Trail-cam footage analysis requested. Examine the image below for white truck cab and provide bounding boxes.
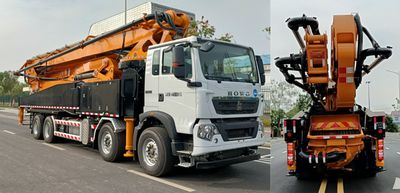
[139,36,266,169]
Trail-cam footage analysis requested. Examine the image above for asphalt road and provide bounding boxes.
[0,109,269,193]
[271,133,400,193]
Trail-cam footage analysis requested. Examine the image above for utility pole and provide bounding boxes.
[386,70,400,100]
[366,80,371,109]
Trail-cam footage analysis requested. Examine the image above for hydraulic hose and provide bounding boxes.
[354,13,364,88]
[298,151,346,164]
[275,55,318,103]
[287,15,320,35]
[354,13,392,87]
[275,55,302,84]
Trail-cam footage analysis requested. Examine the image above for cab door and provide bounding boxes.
[157,47,196,134]
[144,49,161,111]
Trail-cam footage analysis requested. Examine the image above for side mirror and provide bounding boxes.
[200,41,215,52]
[172,46,186,79]
[256,55,266,85]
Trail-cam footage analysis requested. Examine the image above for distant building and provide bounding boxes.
[260,54,271,115]
[391,111,400,126]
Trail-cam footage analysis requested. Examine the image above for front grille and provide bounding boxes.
[211,118,258,141]
[226,128,253,139]
[212,97,259,115]
[310,130,361,136]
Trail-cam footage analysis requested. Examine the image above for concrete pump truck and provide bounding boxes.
[275,14,392,179]
[15,4,266,176]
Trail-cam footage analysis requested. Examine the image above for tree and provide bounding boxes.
[0,71,26,96]
[186,16,233,42]
[269,80,299,112]
[386,116,398,132]
[285,93,312,119]
[269,80,303,136]
[263,26,271,40]
[392,98,400,111]
[217,33,233,42]
[296,93,312,111]
[271,109,285,137]
[263,26,271,34]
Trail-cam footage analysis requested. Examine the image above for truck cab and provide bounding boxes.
[140,36,266,169]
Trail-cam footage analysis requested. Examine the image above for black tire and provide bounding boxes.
[32,114,44,140]
[138,127,175,176]
[43,116,55,143]
[355,139,377,177]
[98,123,125,162]
[296,156,315,180]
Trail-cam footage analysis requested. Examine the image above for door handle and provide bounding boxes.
[158,94,164,102]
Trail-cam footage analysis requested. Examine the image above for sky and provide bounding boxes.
[271,0,400,113]
[0,0,270,72]
[3,0,396,113]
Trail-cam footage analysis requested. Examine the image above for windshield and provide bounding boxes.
[199,41,258,83]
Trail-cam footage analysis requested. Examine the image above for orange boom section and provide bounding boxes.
[17,10,189,92]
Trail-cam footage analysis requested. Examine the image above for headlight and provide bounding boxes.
[198,124,219,141]
[258,120,265,132]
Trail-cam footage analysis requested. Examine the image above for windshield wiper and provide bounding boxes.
[205,75,233,83]
[232,78,255,84]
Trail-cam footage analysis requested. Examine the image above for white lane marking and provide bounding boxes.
[3,130,16,135]
[282,151,287,154]
[254,160,270,164]
[259,146,270,150]
[386,147,390,150]
[393,177,400,190]
[127,170,195,192]
[254,154,271,164]
[42,143,65,151]
[261,154,270,159]
[396,152,400,156]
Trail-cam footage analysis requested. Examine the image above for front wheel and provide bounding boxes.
[98,123,125,162]
[138,127,175,176]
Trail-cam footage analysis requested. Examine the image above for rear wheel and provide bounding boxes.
[32,114,44,140]
[355,138,377,177]
[98,123,125,162]
[295,153,316,180]
[43,116,55,143]
[296,161,309,180]
[138,127,175,176]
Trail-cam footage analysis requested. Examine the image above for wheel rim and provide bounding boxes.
[44,121,50,139]
[33,119,39,135]
[142,138,159,167]
[101,131,113,155]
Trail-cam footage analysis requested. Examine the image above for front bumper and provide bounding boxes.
[196,152,261,169]
[191,119,265,156]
